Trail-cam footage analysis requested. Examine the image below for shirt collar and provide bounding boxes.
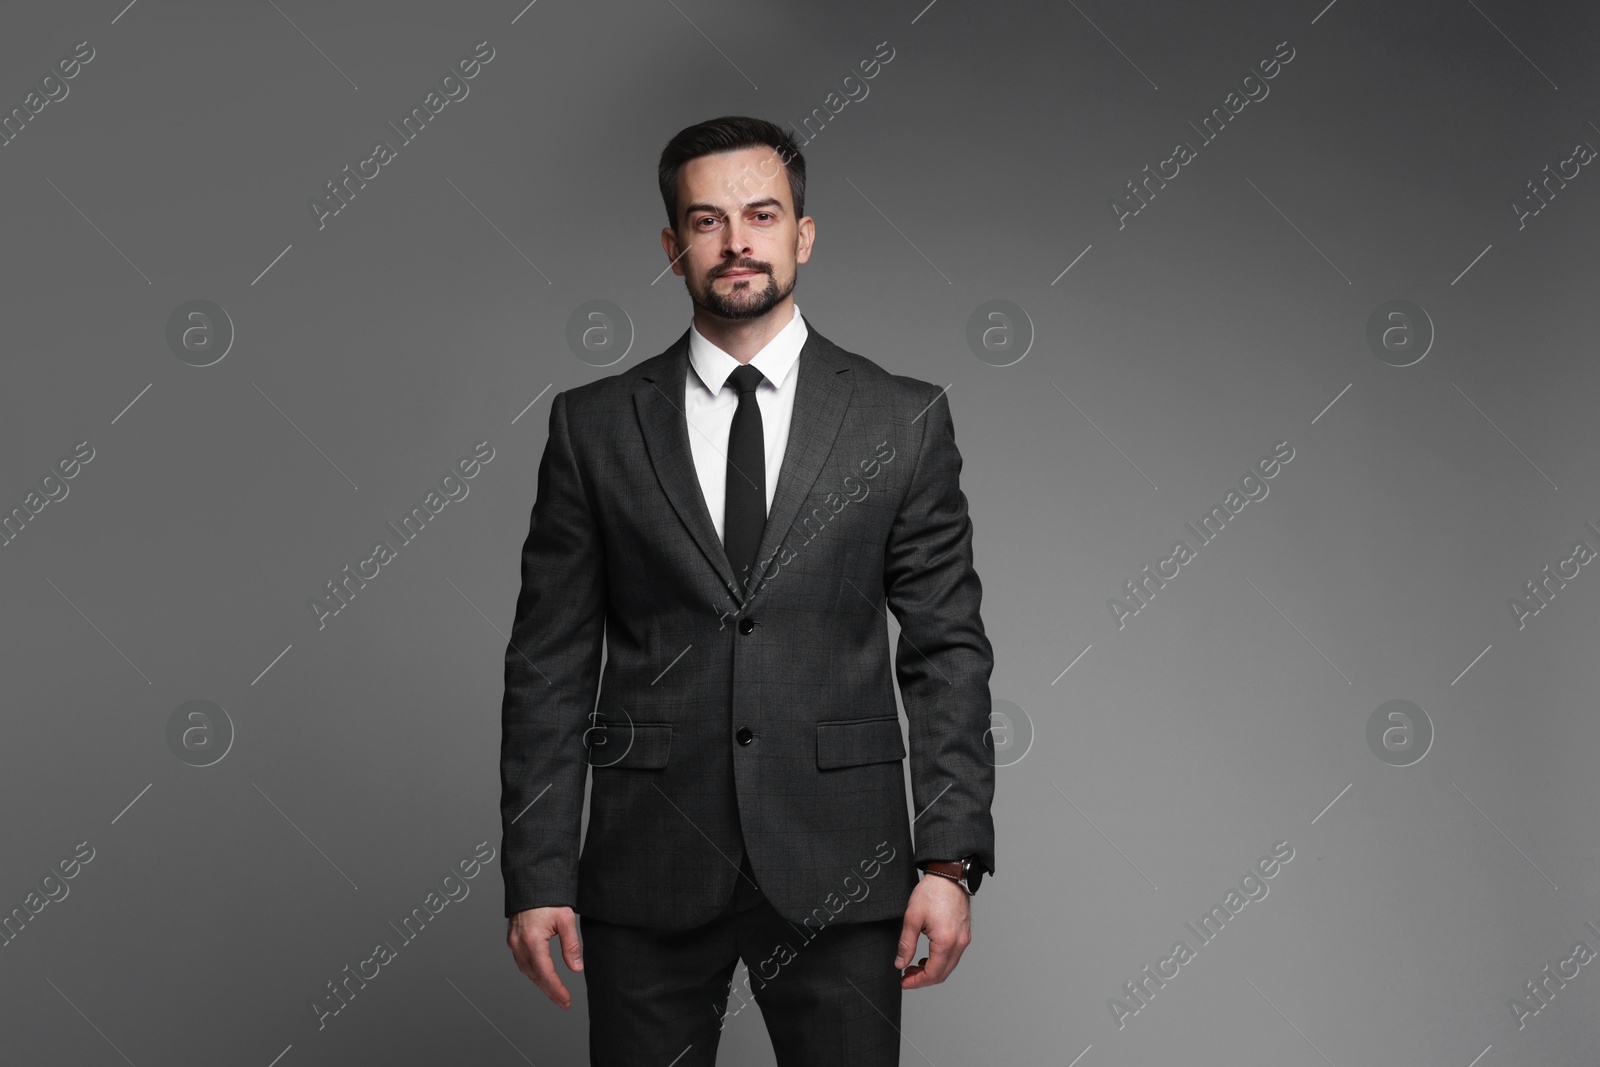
[688,303,807,396]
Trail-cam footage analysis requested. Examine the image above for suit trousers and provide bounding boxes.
[579,850,905,1065]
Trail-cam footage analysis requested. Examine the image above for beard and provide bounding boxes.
[691,263,796,321]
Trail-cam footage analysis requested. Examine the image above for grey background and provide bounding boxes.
[2,0,1597,1064]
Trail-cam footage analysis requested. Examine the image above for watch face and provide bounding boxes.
[965,861,984,894]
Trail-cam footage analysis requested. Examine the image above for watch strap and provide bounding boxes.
[919,859,974,895]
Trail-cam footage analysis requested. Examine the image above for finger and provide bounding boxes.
[893,911,923,969]
[518,930,572,1008]
[900,956,931,989]
[556,911,584,973]
[921,928,967,984]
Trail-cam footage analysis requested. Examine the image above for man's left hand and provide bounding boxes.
[894,872,972,989]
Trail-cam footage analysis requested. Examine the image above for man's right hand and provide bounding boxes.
[507,906,584,1009]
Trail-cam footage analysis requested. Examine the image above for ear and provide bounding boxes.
[661,226,688,276]
[794,215,816,266]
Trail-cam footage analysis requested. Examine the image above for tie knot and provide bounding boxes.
[728,364,765,395]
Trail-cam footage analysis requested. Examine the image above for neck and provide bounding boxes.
[692,297,796,364]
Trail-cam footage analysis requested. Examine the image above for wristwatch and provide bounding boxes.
[918,857,984,896]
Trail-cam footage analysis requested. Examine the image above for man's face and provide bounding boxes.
[662,145,814,322]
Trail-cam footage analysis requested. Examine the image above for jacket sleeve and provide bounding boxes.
[499,390,607,916]
[883,385,997,878]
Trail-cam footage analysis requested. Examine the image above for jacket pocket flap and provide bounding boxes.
[816,715,906,770]
[589,721,671,769]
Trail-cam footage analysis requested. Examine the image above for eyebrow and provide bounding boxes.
[682,198,785,222]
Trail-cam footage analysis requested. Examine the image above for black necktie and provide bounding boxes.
[723,363,767,591]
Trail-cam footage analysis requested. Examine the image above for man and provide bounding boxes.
[500,115,996,1066]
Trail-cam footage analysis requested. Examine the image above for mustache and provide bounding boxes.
[712,261,771,278]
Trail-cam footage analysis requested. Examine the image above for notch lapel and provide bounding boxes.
[635,330,742,606]
[746,328,852,610]
[633,321,854,612]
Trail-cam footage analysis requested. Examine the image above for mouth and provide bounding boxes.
[718,269,764,279]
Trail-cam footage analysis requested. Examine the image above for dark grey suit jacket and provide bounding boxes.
[499,318,995,929]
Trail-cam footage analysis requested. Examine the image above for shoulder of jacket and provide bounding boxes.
[811,335,943,406]
[554,341,680,413]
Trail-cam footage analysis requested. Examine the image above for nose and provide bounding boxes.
[719,218,751,258]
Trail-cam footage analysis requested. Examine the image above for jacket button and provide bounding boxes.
[736,727,753,745]
[738,617,755,634]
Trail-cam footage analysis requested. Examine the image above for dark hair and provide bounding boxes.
[658,115,807,233]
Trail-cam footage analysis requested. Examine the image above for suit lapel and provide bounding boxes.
[747,327,852,609]
[635,329,741,604]
[633,318,854,611]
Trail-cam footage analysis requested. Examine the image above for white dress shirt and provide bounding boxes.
[685,303,809,544]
